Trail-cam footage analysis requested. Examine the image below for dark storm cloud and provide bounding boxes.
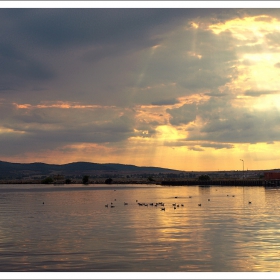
[162,140,233,150]
[190,105,280,144]
[200,143,234,149]
[178,68,231,90]
[0,103,153,154]
[135,27,237,96]
[204,91,229,97]
[151,98,179,106]
[166,89,280,146]
[244,90,279,96]
[0,8,240,105]
[0,8,243,105]
[167,103,197,126]
[0,9,208,49]
[188,146,204,152]
[0,42,55,90]
[136,120,158,137]
[237,43,264,54]
[265,31,280,47]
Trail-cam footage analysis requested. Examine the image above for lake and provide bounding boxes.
[0,183,280,274]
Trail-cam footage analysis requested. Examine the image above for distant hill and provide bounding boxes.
[0,160,183,179]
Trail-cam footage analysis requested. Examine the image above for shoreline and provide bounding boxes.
[0,178,277,187]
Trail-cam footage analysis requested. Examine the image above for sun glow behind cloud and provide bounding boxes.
[154,13,280,170]
[210,15,280,105]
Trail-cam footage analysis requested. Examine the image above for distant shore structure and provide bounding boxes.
[264,172,280,180]
[53,174,65,185]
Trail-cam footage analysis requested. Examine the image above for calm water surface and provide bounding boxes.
[0,184,280,272]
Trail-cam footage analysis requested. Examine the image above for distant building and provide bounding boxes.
[53,174,65,184]
[264,172,280,180]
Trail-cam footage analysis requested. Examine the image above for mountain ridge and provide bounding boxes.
[0,160,183,179]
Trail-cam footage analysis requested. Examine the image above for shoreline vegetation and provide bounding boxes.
[0,178,272,187]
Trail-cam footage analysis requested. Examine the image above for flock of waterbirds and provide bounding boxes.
[105,195,188,211]
[41,190,252,207]
[104,192,253,210]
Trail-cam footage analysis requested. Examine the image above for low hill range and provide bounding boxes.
[0,160,183,179]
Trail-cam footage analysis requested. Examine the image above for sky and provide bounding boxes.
[1,3,280,171]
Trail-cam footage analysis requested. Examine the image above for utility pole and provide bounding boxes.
[240,159,244,179]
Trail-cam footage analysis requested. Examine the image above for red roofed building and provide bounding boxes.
[264,172,280,180]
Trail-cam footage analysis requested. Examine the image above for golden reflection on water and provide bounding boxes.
[0,184,280,271]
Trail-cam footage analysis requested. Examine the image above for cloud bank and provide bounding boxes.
[0,7,280,170]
